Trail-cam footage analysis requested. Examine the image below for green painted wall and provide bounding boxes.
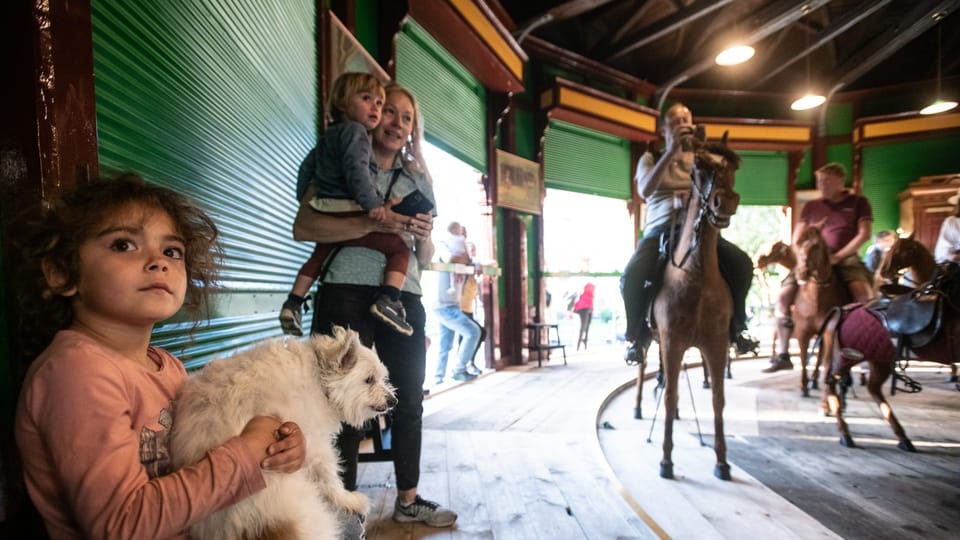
[513,108,536,161]
[861,134,960,234]
[354,0,378,55]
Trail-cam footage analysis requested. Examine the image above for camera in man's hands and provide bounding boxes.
[679,124,707,151]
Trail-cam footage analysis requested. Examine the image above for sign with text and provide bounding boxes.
[495,149,542,214]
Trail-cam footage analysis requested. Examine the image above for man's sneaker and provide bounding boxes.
[762,353,794,373]
[732,332,760,356]
[370,295,414,336]
[465,363,482,376]
[451,370,478,382]
[279,299,304,337]
[393,495,457,527]
[624,342,647,366]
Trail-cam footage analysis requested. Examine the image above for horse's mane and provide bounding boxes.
[702,141,741,169]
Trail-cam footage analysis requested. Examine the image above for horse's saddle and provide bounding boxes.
[865,263,960,350]
[866,292,942,349]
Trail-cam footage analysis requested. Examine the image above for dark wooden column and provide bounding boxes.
[1,0,98,533]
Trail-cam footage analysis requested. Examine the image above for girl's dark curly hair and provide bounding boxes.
[13,172,222,358]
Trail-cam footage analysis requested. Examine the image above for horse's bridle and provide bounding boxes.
[670,154,735,268]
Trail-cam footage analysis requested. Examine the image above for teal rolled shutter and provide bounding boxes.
[735,151,789,206]
[543,120,631,199]
[395,19,487,171]
[91,0,316,367]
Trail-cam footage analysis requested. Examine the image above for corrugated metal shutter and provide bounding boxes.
[736,151,789,206]
[91,0,316,366]
[543,120,631,199]
[395,18,486,171]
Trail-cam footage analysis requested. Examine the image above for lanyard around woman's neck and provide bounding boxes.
[383,168,403,202]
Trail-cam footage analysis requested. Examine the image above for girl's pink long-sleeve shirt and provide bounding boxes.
[15,330,266,539]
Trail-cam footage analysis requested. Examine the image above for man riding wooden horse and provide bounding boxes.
[764,163,874,374]
[621,102,747,479]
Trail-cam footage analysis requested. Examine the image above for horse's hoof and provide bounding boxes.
[702,380,710,389]
[899,439,917,452]
[714,463,732,481]
[802,388,810,398]
[726,372,733,379]
[947,375,958,383]
[840,435,856,448]
[660,463,674,479]
[633,407,642,420]
[811,380,819,390]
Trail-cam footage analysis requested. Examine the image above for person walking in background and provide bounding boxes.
[434,222,483,384]
[573,282,595,350]
[458,227,486,374]
[294,83,457,530]
[280,72,416,338]
[935,187,960,263]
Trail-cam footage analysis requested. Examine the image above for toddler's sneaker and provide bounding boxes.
[279,298,304,336]
[370,295,414,336]
[393,495,457,527]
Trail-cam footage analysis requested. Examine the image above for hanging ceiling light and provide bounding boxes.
[791,30,825,111]
[715,45,755,66]
[920,23,957,115]
[791,93,826,111]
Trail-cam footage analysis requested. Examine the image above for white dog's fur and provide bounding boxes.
[169,326,396,540]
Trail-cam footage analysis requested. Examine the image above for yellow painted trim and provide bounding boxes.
[861,113,960,139]
[450,0,524,82]
[705,123,810,142]
[541,89,555,109]
[558,87,657,132]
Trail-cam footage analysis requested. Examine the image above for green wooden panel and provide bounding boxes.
[354,0,378,56]
[543,120,631,199]
[736,151,788,206]
[825,102,853,137]
[513,109,536,161]
[826,144,853,185]
[396,19,486,171]
[861,180,901,236]
[861,135,960,234]
[91,0,316,366]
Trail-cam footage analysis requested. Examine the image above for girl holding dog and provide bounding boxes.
[13,174,307,539]
[294,83,458,528]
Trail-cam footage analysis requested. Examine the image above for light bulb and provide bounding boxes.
[715,45,755,66]
[791,93,826,111]
[919,99,958,115]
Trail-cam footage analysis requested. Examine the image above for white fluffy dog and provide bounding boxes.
[169,326,396,540]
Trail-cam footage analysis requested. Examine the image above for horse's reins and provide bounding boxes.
[669,158,721,268]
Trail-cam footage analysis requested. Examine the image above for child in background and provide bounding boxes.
[442,221,468,294]
[281,71,414,337]
[13,174,306,539]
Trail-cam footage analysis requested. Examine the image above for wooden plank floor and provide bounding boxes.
[355,344,960,539]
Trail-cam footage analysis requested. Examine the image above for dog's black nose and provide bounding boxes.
[387,395,398,408]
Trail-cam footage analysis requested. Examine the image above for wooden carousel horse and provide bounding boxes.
[876,234,957,383]
[817,262,960,450]
[756,240,797,358]
[791,226,852,396]
[642,134,741,480]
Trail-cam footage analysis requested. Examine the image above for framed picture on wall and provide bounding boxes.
[495,149,542,215]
